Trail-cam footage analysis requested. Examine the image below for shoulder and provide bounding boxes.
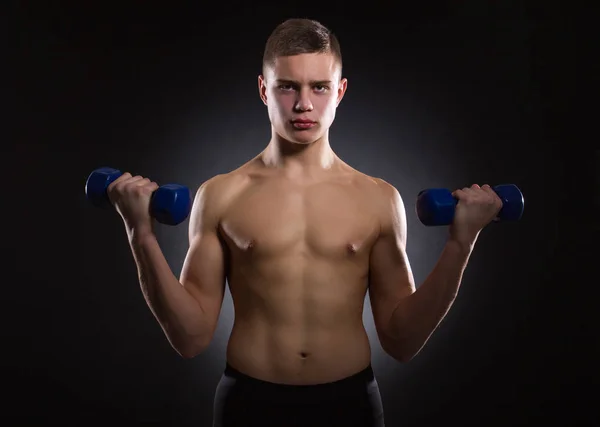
[195,171,246,204]
[348,170,407,234]
[345,167,405,212]
[194,157,260,206]
[373,177,405,213]
[189,167,251,233]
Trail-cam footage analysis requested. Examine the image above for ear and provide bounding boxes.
[258,75,268,106]
[336,77,348,106]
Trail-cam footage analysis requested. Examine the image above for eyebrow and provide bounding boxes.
[275,79,333,85]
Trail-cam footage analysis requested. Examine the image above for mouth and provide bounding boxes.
[291,120,317,129]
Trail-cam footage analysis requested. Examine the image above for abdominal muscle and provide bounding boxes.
[224,258,373,385]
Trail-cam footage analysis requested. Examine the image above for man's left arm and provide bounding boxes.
[368,180,502,363]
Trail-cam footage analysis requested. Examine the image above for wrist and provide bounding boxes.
[126,222,156,244]
[446,236,476,255]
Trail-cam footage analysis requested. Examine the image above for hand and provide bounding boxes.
[449,184,503,247]
[107,172,159,238]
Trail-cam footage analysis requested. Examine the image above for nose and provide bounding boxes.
[294,89,313,112]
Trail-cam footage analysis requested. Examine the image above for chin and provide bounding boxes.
[286,126,323,144]
[289,134,317,144]
[291,135,321,145]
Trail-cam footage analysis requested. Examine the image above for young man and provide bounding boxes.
[107,18,503,427]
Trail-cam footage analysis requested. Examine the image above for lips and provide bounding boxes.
[291,120,317,129]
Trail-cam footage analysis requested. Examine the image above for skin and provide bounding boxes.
[107,52,503,385]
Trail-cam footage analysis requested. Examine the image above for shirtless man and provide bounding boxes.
[106,18,503,427]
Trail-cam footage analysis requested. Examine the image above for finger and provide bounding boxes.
[452,189,466,199]
[460,187,473,196]
[140,180,159,192]
[479,184,500,201]
[471,183,481,190]
[481,184,495,194]
[135,181,159,196]
[134,177,152,186]
[126,175,146,185]
[108,172,132,189]
[480,184,498,203]
[112,176,146,196]
[115,175,144,187]
[118,176,145,190]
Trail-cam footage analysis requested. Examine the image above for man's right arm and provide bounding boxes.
[129,175,228,358]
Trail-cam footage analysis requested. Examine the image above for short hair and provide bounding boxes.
[262,18,342,75]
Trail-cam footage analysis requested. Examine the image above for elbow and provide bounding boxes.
[384,348,415,364]
[174,336,212,359]
[381,336,418,364]
[177,343,207,359]
[394,352,417,364]
[178,346,199,359]
[179,350,200,359]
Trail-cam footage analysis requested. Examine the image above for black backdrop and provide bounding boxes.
[12,3,594,426]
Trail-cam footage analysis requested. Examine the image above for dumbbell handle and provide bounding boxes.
[85,167,192,226]
[416,183,524,226]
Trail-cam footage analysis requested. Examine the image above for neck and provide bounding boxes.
[261,129,336,174]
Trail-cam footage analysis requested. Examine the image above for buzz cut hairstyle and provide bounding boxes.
[262,18,342,75]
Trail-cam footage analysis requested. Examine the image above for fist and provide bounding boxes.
[449,184,503,245]
[107,172,159,233]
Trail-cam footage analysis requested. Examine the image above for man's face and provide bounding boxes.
[259,52,347,145]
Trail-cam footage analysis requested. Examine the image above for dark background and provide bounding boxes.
[12,2,594,426]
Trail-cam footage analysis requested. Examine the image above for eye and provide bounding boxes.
[278,84,295,91]
[314,85,329,93]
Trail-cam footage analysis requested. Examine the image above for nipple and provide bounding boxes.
[244,239,256,251]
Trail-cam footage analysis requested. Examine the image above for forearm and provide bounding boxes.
[129,231,210,356]
[387,239,473,361]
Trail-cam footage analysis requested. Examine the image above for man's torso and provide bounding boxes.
[214,157,385,385]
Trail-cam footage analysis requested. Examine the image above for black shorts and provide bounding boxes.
[212,362,385,427]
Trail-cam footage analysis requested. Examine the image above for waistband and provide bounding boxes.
[223,362,375,400]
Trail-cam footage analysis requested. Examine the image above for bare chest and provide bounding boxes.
[220,183,380,259]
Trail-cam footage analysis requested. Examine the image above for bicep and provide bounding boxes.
[179,180,227,332]
[368,182,416,340]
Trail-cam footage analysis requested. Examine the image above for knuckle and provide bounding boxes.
[113,182,126,193]
[125,184,138,194]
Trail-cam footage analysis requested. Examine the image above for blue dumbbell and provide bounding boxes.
[85,167,192,226]
[416,184,524,226]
